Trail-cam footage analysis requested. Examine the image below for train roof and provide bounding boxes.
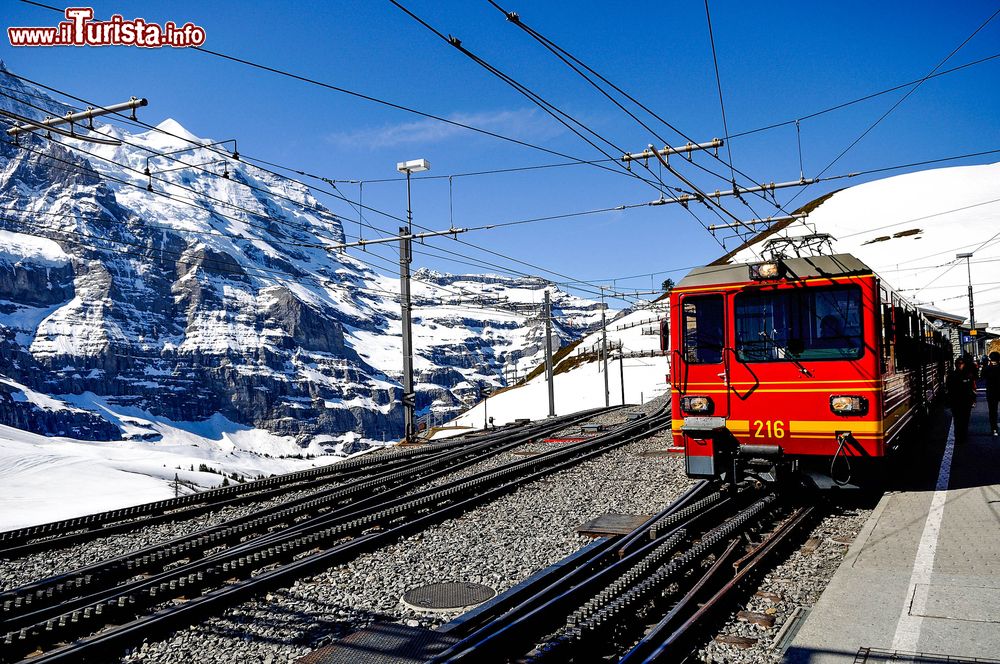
[676,253,874,289]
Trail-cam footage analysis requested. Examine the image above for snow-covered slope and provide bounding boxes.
[729,163,1000,331]
[0,414,343,530]
[0,65,607,452]
[435,304,669,435]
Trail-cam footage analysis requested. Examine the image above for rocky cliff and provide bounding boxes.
[0,66,606,447]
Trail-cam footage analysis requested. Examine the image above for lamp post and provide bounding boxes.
[957,252,976,356]
[397,158,430,443]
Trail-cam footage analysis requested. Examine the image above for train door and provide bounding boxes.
[674,293,730,477]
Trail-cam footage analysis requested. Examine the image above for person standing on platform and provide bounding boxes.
[948,357,977,444]
[984,351,1000,437]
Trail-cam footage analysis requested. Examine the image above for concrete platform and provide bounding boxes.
[785,392,1000,663]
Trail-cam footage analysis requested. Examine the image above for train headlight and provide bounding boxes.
[830,395,868,416]
[680,396,714,414]
[749,261,783,280]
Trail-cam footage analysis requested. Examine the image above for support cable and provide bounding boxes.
[0,74,630,300]
[784,6,1000,210]
[390,0,747,251]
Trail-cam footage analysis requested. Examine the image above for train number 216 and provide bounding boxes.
[753,420,786,439]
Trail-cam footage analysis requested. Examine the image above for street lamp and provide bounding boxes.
[957,252,976,356]
[396,158,430,443]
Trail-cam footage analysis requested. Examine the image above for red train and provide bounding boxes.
[665,253,951,485]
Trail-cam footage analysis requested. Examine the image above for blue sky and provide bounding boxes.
[2,1,998,303]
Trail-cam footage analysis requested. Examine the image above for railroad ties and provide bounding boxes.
[414,480,815,664]
[0,404,671,663]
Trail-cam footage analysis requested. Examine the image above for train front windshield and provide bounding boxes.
[734,285,863,361]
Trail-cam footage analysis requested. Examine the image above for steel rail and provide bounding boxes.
[0,409,612,631]
[0,450,436,559]
[428,482,728,663]
[1,409,662,662]
[435,488,771,664]
[521,492,782,663]
[0,410,607,556]
[631,504,815,663]
[616,539,744,664]
[438,478,712,641]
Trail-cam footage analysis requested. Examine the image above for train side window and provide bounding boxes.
[894,306,918,369]
[681,295,724,364]
[880,288,894,372]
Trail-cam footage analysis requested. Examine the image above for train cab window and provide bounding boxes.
[734,285,863,362]
[681,295,724,364]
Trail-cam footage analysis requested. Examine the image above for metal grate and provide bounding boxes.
[298,623,459,664]
[576,513,652,537]
[855,648,1000,664]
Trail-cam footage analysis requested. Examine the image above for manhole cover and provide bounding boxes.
[401,582,496,612]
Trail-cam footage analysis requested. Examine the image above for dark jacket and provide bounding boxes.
[947,368,976,410]
[985,361,1000,399]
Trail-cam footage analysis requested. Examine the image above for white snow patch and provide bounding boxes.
[0,230,69,267]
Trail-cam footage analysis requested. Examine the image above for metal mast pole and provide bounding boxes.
[544,290,555,417]
[619,350,625,405]
[395,159,428,443]
[400,173,415,443]
[601,287,610,408]
[958,252,976,356]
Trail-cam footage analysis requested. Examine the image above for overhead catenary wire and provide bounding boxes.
[9,108,994,307]
[9,4,996,306]
[0,118,631,310]
[0,71,634,303]
[15,0,1000,191]
[14,0,998,259]
[783,6,1000,211]
[6,129,643,307]
[477,1,777,253]
[0,62,770,301]
[390,0,753,253]
[481,0,780,227]
[1,109,638,312]
[1,213,579,319]
[12,0,645,190]
[727,51,1000,140]
[703,0,737,185]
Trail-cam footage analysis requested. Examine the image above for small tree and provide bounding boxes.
[661,278,675,293]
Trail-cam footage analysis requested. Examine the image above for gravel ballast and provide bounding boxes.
[121,401,691,663]
[0,485,336,592]
[700,502,873,663]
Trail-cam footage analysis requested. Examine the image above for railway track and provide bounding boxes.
[0,412,601,559]
[428,479,815,663]
[0,405,667,663]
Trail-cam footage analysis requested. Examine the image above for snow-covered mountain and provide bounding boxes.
[0,65,607,450]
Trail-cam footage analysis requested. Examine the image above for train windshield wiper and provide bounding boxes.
[759,330,812,376]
